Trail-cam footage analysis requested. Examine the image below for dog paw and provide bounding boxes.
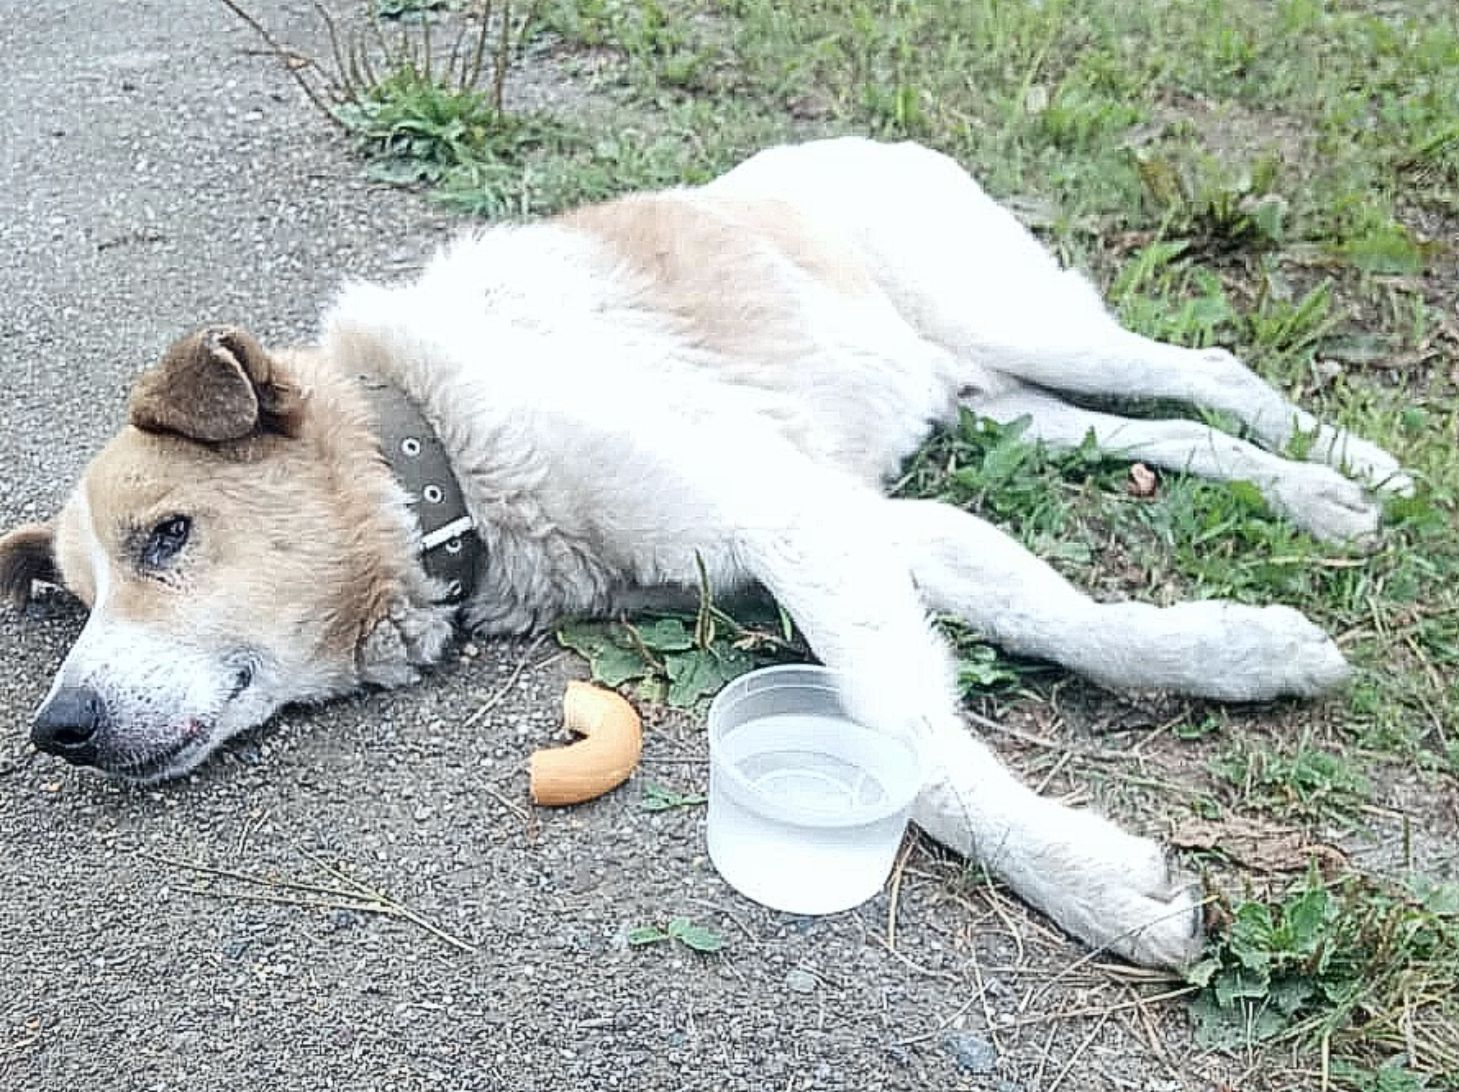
[912,743,1204,969]
[1254,605,1352,696]
[1309,429,1414,497]
[1014,808,1204,970]
[1269,464,1382,545]
[1183,603,1350,701]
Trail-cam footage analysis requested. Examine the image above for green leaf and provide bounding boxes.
[641,782,708,812]
[1269,976,1317,1016]
[627,925,671,946]
[1190,994,1247,1049]
[556,621,654,687]
[1247,1006,1289,1042]
[556,620,617,659]
[592,644,655,687]
[955,643,1019,694]
[666,917,726,953]
[633,617,696,653]
[665,646,753,707]
[1283,886,1333,955]
[1399,407,1429,434]
[981,437,1031,483]
[1183,956,1221,988]
[1214,965,1270,1007]
[1248,196,1285,243]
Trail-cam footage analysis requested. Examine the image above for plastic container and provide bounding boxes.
[706,665,922,915]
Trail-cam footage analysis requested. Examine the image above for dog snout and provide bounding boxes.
[31,686,106,765]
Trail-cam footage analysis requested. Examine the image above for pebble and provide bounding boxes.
[943,1031,997,1074]
[783,968,818,994]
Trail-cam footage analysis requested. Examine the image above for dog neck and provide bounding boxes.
[357,376,482,604]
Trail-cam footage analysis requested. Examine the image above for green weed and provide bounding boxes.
[337,64,551,181]
[1190,870,1459,1088]
[628,916,727,953]
[556,580,806,708]
[640,782,708,811]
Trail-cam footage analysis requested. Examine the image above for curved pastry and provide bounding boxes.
[529,680,644,806]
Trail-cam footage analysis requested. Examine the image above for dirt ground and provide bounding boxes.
[0,3,1251,1089]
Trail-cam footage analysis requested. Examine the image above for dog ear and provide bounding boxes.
[128,325,306,443]
[0,522,58,607]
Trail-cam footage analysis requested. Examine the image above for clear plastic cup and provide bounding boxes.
[706,665,922,915]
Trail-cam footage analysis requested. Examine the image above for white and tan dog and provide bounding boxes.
[0,138,1407,968]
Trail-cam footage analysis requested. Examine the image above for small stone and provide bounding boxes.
[943,1031,997,1075]
[1313,358,1344,386]
[783,968,818,994]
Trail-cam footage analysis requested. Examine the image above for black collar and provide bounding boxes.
[358,376,482,604]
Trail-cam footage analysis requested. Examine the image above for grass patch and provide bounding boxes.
[1210,736,1371,824]
[555,571,806,708]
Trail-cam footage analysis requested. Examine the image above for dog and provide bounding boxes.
[0,138,1408,969]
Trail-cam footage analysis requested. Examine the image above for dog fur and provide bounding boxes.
[0,138,1409,968]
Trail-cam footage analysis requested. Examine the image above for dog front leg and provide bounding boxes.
[731,505,1203,968]
[891,498,1349,701]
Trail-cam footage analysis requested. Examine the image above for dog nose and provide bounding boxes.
[31,686,105,764]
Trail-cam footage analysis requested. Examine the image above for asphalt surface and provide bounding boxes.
[0,4,1201,1090]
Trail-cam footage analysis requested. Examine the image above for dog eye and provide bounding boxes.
[142,515,191,568]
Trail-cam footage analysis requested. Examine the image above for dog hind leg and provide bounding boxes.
[720,138,1408,494]
[967,385,1386,544]
[960,329,1412,496]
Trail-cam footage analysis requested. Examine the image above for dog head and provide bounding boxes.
[0,326,453,781]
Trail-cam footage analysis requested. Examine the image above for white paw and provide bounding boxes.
[1254,605,1352,696]
[1004,806,1204,970]
[1187,603,1350,701]
[1269,464,1382,545]
[1309,428,1414,497]
[913,772,1204,970]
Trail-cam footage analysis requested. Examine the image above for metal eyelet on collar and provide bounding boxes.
[444,537,463,554]
[445,579,464,599]
[422,484,445,505]
[400,437,422,458]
